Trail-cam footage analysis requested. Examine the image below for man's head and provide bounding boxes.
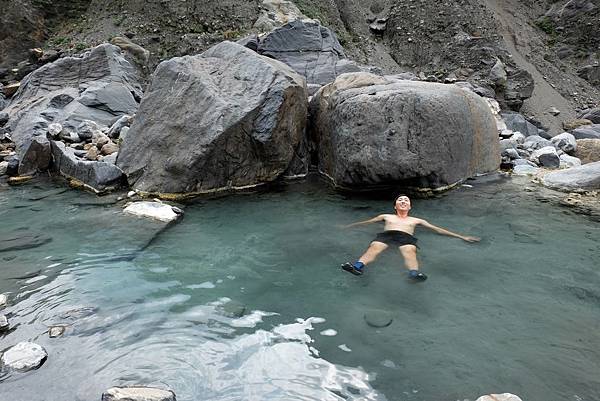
[393,194,411,213]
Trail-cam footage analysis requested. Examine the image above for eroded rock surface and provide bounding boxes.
[118,41,307,197]
[3,44,141,176]
[311,73,500,190]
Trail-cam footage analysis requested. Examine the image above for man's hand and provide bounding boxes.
[462,236,480,243]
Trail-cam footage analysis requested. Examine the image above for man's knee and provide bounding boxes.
[399,245,417,256]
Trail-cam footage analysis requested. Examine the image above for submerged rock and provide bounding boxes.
[102,386,176,401]
[0,230,51,252]
[1,342,47,371]
[124,201,183,223]
[118,41,307,197]
[364,309,393,328]
[311,73,500,191]
[48,326,66,338]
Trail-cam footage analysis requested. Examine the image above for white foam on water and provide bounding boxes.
[186,281,216,289]
[320,329,338,336]
[338,344,352,352]
[25,275,47,284]
[47,263,62,268]
[230,310,278,328]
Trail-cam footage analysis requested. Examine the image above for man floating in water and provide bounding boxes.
[342,195,480,281]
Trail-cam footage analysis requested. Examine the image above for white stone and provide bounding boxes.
[127,191,136,198]
[0,293,7,307]
[124,201,183,223]
[551,132,577,154]
[476,393,523,401]
[560,154,582,169]
[511,132,526,144]
[102,386,176,401]
[513,164,539,175]
[48,123,63,137]
[0,314,8,331]
[1,342,47,371]
[49,326,66,338]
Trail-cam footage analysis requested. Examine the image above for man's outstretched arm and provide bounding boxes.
[344,215,385,228]
[417,219,480,242]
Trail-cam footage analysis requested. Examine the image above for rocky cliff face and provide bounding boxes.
[2,0,599,133]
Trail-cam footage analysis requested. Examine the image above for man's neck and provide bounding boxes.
[395,210,409,218]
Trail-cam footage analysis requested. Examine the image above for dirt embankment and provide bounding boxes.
[2,0,598,131]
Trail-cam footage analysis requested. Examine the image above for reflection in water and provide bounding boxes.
[0,176,599,401]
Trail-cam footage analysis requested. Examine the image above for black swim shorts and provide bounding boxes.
[373,230,418,247]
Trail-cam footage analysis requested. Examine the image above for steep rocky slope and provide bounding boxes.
[2,0,599,134]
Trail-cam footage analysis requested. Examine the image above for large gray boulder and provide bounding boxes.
[117,41,307,196]
[542,161,600,192]
[310,73,500,190]
[3,44,142,175]
[572,124,600,139]
[51,141,123,192]
[254,20,376,89]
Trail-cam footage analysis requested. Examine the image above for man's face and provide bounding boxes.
[395,196,411,211]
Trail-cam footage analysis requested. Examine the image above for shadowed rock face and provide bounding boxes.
[310,73,500,190]
[4,44,142,175]
[117,41,308,196]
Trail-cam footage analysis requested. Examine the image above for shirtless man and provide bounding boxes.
[342,195,479,281]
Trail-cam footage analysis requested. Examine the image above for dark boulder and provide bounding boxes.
[255,20,377,88]
[3,44,142,175]
[310,73,500,191]
[578,108,600,124]
[117,41,308,197]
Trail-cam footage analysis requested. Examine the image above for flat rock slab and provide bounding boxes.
[1,342,47,371]
[542,161,600,192]
[476,394,523,401]
[0,230,52,252]
[124,201,183,223]
[102,386,176,401]
[364,309,393,328]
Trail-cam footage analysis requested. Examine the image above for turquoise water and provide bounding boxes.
[1,176,599,401]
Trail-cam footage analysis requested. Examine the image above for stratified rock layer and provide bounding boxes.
[117,41,307,196]
[311,73,500,190]
[4,44,141,175]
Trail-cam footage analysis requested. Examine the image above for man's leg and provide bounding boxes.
[399,245,427,281]
[342,241,388,275]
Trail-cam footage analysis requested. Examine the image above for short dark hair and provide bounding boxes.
[393,194,409,205]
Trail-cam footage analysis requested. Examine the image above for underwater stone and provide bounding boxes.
[364,309,393,328]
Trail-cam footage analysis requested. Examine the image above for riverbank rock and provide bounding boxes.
[102,386,176,401]
[2,44,141,176]
[117,41,307,197]
[0,293,7,307]
[575,139,600,164]
[310,73,500,191]
[578,108,600,124]
[542,161,600,192]
[51,141,124,192]
[1,342,47,371]
[124,201,183,223]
